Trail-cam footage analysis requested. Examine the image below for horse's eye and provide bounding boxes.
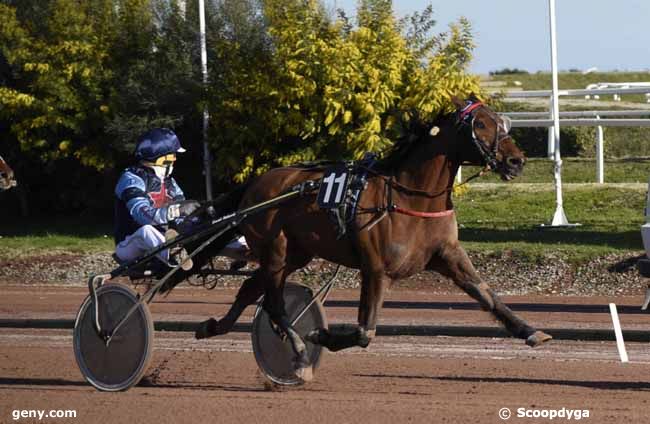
[474,121,485,129]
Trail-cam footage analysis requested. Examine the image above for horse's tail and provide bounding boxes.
[206,180,253,217]
[159,181,254,294]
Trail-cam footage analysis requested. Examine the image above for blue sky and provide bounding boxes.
[327,0,650,74]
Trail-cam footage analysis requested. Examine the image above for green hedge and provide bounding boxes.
[512,126,596,157]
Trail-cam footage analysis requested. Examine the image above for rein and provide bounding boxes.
[385,165,488,198]
[387,167,488,219]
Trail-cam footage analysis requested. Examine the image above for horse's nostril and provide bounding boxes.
[507,157,524,168]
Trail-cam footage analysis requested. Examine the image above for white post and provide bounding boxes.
[546,0,577,227]
[178,0,186,18]
[456,166,462,184]
[596,115,604,184]
[547,96,555,158]
[199,0,213,200]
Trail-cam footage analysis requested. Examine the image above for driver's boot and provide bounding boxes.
[165,229,193,271]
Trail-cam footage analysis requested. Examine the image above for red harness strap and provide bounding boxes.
[393,206,455,218]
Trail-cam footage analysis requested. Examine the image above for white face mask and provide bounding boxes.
[150,164,172,179]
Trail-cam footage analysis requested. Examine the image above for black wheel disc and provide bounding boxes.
[251,283,327,385]
[73,283,154,391]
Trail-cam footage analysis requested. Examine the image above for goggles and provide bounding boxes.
[152,153,177,166]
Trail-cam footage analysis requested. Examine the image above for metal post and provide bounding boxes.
[199,0,213,200]
[542,0,579,227]
[547,97,555,158]
[596,115,604,184]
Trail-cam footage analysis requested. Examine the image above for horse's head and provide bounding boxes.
[0,156,17,191]
[452,94,525,181]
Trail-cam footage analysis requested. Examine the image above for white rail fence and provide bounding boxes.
[497,87,650,185]
[502,110,650,185]
[456,85,650,226]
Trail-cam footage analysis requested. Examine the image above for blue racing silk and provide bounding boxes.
[113,165,185,244]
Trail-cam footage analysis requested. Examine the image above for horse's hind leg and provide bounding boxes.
[195,271,265,339]
[429,243,552,347]
[259,237,315,381]
[195,244,313,340]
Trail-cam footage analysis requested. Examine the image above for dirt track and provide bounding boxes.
[1,285,650,423]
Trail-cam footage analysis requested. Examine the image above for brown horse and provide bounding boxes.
[0,156,17,191]
[196,95,552,380]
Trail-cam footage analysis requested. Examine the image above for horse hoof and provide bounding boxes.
[195,318,230,339]
[305,328,326,345]
[294,365,313,383]
[195,318,216,339]
[526,331,553,347]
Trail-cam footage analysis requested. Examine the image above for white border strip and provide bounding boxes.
[609,303,629,363]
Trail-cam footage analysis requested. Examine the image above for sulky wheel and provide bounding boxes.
[251,282,327,386]
[73,283,154,391]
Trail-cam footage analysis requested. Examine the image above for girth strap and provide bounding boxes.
[393,206,454,218]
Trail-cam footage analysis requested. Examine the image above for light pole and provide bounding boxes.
[198,0,213,200]
[543,0,578,227]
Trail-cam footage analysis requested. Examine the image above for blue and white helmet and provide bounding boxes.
[134,128,186,162]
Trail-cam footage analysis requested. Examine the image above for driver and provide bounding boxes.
[114,128,249,271]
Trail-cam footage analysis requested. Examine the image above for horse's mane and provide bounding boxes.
[375,112,453,173]
[281,112,456,174]
[283,160,340,170]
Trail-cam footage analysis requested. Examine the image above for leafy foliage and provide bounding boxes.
[0,0,197,169]
[1,0,479,214]
[1,0,109,166]
[206,0,480,181]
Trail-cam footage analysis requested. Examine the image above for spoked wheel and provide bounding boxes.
[73,283,154,391]
[251,283,327,386]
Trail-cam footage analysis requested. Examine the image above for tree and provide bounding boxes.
[0,0,112,167]
[0,0,205,215]
[0,0,201,169]
[206,0,480,182]
[0,0,481,205]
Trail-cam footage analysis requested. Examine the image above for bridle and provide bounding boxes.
[456,101,511,172]
[355,102,515,223]
[0,155,16,190]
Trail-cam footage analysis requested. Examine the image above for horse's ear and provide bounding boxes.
[451,96,465,109]
[468,92,481,102]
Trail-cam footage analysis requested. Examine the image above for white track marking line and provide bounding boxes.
[609,303,629,363]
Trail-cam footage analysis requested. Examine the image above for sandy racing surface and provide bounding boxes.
[1,284,650,423]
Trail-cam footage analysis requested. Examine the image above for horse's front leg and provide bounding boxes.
[428,242,552,347]
[263,282,313,381]
[254,235,315,381]
[308,271,390,351]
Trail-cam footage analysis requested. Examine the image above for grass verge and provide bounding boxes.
[461,157,650,184]
[0,184,646,264]
[456,184,645,262]
[0,218,113,259]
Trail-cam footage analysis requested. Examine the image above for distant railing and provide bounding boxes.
[584,82,650,102]
[501,86,650,98]
[496,86,650,184]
